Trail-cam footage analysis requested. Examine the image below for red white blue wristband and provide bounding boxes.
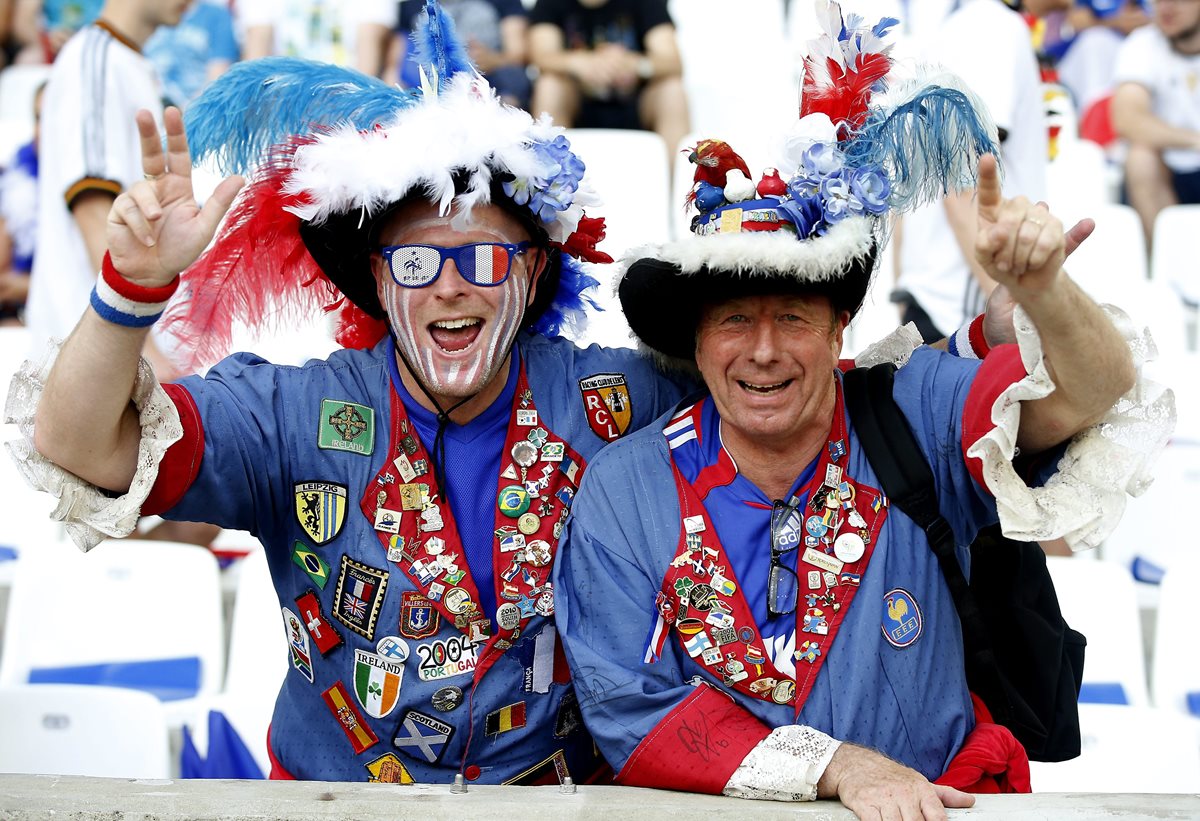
[947,313,990,360]
[90,252,179,328]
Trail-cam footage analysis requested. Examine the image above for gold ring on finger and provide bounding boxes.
[144,172,166,182]
[1024,216,1044,227]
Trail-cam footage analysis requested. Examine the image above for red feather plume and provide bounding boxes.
[801,50,892,134]
[159,139,338,371]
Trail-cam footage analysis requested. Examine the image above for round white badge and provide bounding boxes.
[444,587,472,614]
[833,532,866,563]
[496,602,521,631]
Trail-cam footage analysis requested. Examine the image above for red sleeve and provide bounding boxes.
[960,344,1027,491]
[141,383,205,516]
[614,684,771,794]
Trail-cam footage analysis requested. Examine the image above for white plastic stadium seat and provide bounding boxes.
[0,64,51,135]
[1059,203,1147,307]
[0,538,225,727]
[205,546,287,777]
[1044,556,1149,707]
[0,683,170,778]
[1029,703,1200,793]
[1151,204,1200,307]
[1152,554,1200,720]
[562,128,670,349]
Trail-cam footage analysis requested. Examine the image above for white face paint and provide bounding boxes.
[382,269,530,399]
[373,199,541,412]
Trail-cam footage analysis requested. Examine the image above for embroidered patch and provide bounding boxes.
[295,589,344,656]
[291,541,331,589]
[881,588,923,649]
[399,591,440,639]
[334,556,389,640]
[365,752,414,783]
[282,607,314,683]
[578,373,632,441]
[392,710,454,763]
[414,634,478,683]
[502,749,569,786]
[485,701,527,736]
[318,399,375,456]
[353,649,405,719]
[323,680,379,754]
[294,481,347,545]
[376,635,410,661]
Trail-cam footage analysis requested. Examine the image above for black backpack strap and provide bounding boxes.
[842,365,991,680]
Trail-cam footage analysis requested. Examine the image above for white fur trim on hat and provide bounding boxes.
[283,73,596,243]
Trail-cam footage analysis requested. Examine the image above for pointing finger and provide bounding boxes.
[1064,217,1095,258]
[198,175,245,238]
[976,154,1002,221]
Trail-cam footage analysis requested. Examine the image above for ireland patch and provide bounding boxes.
[318,399,376,456]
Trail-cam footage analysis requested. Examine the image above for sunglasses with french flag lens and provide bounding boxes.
[380,242,531,288]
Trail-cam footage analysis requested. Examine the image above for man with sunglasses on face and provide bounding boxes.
[552,8,1164,821]
[17,6,690,783]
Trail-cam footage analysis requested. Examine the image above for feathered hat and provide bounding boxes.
[619,0,999,365]
[160,0,610,370]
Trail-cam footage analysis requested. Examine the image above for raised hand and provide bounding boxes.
[974,154,1066,305]
[107,106,244,287]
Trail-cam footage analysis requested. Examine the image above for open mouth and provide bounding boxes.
[429,318,482,353]
[738,379,793,395]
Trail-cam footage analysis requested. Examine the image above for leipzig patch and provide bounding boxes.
[578,372,631,442]
[318,399,375,456]
[399,591,440,639]
[294,481,347,545]
[393,710,453,764]
[881,588,923,649]
[333,555,389,640]
[322,681,379,754]
[294,589,344,656]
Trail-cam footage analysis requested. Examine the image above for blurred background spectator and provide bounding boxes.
[1111,0,1200,249]
[528,0,689,158]
[144,0,239,109]
[893,0,1068,342]
[380,0,532,109]
[240,0,394,68]
[0,81,41,324]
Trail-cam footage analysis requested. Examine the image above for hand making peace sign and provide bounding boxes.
[106,106,244,287]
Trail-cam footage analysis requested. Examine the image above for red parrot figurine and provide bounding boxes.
[687,139,751,205]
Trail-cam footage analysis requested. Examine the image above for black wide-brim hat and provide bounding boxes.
[618,217,879,365]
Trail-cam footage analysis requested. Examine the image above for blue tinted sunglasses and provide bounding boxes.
[380,242,532,288]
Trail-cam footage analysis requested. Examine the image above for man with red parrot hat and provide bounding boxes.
[554,2,1171,818]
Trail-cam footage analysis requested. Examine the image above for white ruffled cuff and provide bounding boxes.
[853,321,923,369]
[966,304,1175,550]
[722,724,841,802]
[3,340,184,552]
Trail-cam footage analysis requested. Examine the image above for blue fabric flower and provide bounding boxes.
[802,142,845,177]
[776,195,824,238]
[849,165,891,215]
[502,134,586,224]
[819,174,853,224]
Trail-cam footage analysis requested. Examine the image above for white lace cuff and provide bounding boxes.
[3,340,184,552]
[853,321,923,369]
[966,304,1175,550]
[722,724,841,802]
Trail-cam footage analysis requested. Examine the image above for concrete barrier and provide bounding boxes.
[0,775,1198,820]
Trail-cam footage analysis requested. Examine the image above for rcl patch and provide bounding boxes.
[578,373,631,441]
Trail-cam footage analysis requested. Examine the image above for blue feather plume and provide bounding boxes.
[529,256,600,338]
[844,86,999,213]
[184,57,418,176]
[413,0,476,89]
